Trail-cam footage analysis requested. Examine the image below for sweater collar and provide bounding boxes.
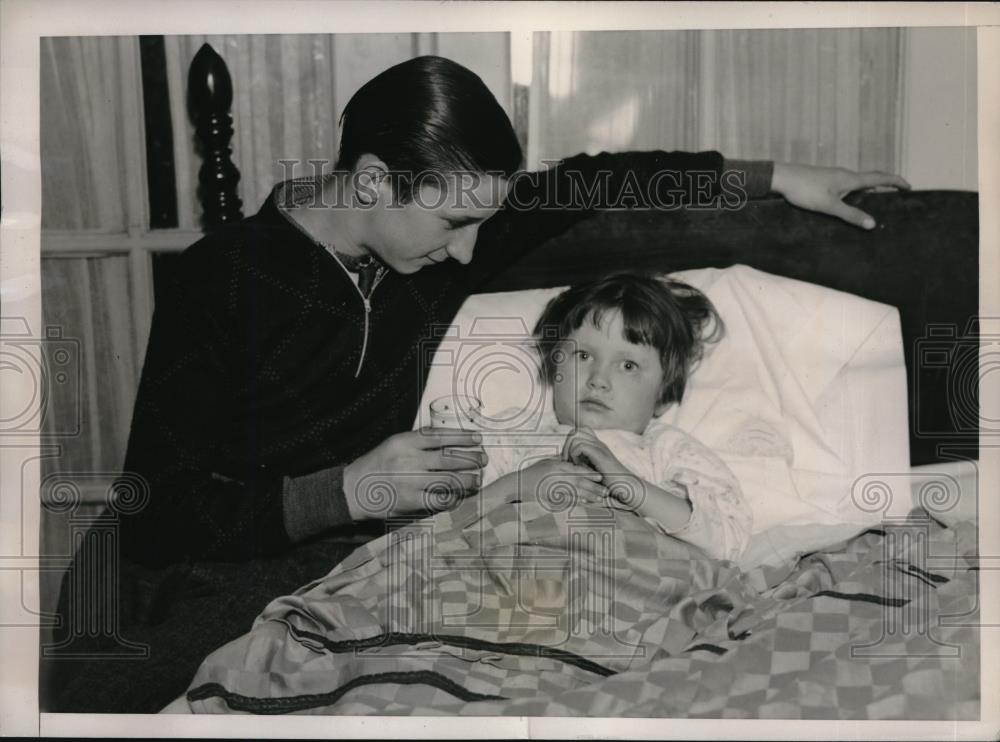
[262,177,388,281]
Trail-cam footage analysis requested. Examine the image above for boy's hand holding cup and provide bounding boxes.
[428,394,489,470]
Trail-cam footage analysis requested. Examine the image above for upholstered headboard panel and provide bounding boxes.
[481,190,979,466]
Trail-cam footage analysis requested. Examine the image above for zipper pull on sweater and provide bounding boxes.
[355,298,371,378]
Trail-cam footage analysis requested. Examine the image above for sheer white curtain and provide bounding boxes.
[163,33,511,228]
[40,37,144,475]
[40,257,140,474]
[534,30,701,164]
[700,28,902,170]
[533,29,902,173]
[40,37,133,231]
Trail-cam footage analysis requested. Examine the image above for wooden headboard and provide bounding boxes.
[482,190,980,467]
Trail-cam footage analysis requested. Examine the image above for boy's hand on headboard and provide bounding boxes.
[770,162,911,230]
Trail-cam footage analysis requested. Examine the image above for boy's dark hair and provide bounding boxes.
[336,55,523,202]
[533,272,724,408]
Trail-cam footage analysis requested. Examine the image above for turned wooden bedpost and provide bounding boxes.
[188,43,243,230]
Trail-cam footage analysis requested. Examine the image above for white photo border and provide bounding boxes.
[1,1,997,738]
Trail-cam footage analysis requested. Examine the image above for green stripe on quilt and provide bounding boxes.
[284,626,618,678]
[187,670,507,714]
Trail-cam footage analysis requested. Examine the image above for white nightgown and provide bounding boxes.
[479,410,752,562]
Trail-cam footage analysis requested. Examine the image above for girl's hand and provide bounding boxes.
[517,457,607,507]
[770,163,910,230]
[563,427,625,477]
[563,427,643,509]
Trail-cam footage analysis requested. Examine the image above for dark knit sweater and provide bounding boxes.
[118,151,772,567]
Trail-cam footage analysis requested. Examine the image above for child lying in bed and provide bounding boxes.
[479,273,752,562]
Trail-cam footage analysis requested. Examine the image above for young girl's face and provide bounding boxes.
[551,309,669,435]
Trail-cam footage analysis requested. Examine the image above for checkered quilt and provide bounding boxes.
[184,495,980,718]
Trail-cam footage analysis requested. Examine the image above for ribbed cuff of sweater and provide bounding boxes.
[722,159,775,198]
[282,465,354,542]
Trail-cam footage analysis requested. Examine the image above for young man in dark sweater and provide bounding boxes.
[45,55,908,713]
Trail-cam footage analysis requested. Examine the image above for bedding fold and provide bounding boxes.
[182,493,978,719]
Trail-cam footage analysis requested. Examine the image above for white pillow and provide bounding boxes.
[415,265,912,568]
